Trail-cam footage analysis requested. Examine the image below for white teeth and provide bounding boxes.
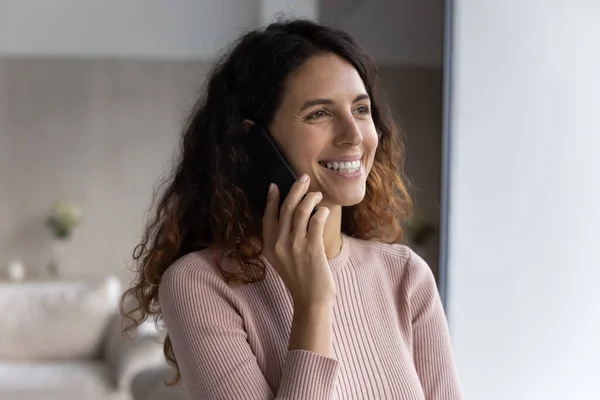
[323,159,362,173]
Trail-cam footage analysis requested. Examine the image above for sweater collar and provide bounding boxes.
[328,233,351,271]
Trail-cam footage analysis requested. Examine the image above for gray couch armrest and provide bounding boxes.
[131,366,188,400]
[103,316,166,391]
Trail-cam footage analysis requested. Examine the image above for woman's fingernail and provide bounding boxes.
[316,191,323,197]
[299,174,309,183]
[268,183,275,194]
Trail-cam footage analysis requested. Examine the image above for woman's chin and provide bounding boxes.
[340,197,365,207]
[322,191,366,208]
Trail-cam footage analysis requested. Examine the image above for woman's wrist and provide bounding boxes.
[289,302,335,358]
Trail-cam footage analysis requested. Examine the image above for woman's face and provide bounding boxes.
[269,53,378,207]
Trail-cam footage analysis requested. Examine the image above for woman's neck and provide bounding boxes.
[322,205,343,260]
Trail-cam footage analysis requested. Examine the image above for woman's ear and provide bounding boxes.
[242,119,255,133]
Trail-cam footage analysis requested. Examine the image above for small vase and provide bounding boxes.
[7,259,26,282]
[47,239,68,278]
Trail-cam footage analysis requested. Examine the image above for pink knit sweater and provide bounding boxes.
[159,234,463,399]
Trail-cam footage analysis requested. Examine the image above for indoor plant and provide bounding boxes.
[45,201,83,276]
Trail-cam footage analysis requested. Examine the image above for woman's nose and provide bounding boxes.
[335,117,363,147]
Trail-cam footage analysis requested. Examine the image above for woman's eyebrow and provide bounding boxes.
[299,93,370,111]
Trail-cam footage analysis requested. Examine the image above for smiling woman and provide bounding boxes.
[120,18,463,400]
[267,53,378,210]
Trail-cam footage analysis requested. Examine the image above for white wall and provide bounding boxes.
[0,0,258,59]
[0,0,442,65]
[448,1,600,399]
[0,59,208,283]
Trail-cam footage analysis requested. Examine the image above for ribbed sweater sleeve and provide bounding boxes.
[406,250,464,399]
[158,259,340,400]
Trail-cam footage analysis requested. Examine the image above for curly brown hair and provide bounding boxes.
[120,18,413,386]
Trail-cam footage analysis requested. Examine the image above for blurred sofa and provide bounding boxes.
[130,365,188,400]
[0,275,165,400]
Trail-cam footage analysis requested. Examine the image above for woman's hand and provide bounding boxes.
[262,174,337,307]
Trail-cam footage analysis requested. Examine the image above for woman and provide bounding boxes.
[121,18,463,400]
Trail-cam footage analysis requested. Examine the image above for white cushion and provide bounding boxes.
[0,360,112,399]
[0,276,121,360]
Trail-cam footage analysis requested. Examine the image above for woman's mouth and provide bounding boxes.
[318,159,362,177]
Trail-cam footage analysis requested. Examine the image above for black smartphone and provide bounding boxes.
[242,123,315,216]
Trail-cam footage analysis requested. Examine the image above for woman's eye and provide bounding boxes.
[308,110,328,119]
[356,105,371,114]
